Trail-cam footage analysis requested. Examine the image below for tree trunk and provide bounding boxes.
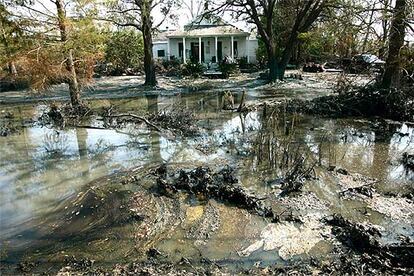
[141,0,156,86]
[56,0,81,107]
[382,0,406,89]
[279,36,300,80]
[267,45,280,82]
[68,49,81,107]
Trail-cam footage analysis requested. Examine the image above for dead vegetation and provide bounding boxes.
[255,111,317,195]
[326,214,414,274]
[277,85,414,122]
[402,152,414,171]
[147,105,199,136]
[101,104,199,136]
[38,102,91,128]
[0,120,19,136]
[156,166,276,219]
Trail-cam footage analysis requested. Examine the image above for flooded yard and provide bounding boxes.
[0,81,413,274]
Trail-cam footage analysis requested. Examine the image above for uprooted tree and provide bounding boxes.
[105,0,179,86]
[206,0,329,81]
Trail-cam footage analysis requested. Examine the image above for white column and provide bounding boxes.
[183,37,186,63]
[198,36,202,64]
[167,38,170,61]
[215,36,218,63]
[246,36,250,63]
[231,36,234,60]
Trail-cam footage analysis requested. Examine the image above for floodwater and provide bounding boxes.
[0,90,413,271]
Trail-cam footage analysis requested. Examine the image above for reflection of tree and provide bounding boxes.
[42,131,68,159]
[146,94,162,162]
[251,109,314,182]
[75,128,90,178]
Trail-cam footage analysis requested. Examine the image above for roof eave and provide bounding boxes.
[166,32,250,38]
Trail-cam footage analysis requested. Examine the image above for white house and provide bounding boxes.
[153,16,258,64]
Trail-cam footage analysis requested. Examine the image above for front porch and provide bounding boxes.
[166,35,255,65]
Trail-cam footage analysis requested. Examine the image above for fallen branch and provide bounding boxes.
[107,113,162,132]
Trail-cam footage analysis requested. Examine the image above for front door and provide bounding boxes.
[217,41,223,62]
[191,42,205,63]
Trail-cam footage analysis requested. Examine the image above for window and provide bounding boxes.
[178,43,183,57]
[233,41,238,57]
[157,50,165,57]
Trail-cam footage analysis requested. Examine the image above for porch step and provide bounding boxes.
[203,70,225,78]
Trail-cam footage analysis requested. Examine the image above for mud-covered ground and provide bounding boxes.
[0,73,413,275]
[0,70,368,105]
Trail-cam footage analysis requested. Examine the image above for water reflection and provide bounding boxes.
[0,91,413,265]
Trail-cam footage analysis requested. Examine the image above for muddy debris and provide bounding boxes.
[157,166,276,220]
[38,102,91,127]
[148,107,198,136]
[0,120,19,136]
[271,86,414,121]
[222,90,235,110]
[17,261,36,273]
[402,152,414,171]
[326,214,381,250]
[340,183,376,198]
[326,214,414,273]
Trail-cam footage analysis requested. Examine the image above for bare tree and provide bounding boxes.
[206,0,329,81]
[106,0,178,86]
[181,0,205,20]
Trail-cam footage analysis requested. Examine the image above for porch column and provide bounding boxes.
[198,36,202,64]
[215,36,218,62]
[167,38,171,61]
[231,36,234,60]
[183,37,186,63]
[246,36,250,63]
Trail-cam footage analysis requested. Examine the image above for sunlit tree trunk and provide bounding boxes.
[382,0,406,89]
[141,0,156,86]
[56,0,81,107]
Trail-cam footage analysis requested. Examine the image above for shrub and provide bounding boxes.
[219,62,239,78]
[237,56,249,69]
[181,61,205,78]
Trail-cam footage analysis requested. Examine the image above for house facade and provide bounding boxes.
[153,16,258,64]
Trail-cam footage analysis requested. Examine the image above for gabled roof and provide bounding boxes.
[166,15,249,38]
[184,14,227,30]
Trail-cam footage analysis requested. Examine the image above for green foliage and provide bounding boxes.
[162,57,181,70]
[256,39,268,69]
[0,4,33,75]
[237,56,249,69]
[104,29,144,75]
[181,61,205,77]
[298,30,336,62]
[219,62,238,78]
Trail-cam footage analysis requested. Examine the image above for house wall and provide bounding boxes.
[247,39,258,63]
[155,36,258,63]
[153,42,168,60]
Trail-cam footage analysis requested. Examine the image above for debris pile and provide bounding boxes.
[157,166,275,219]
[38,103,91,127]
[276,86,414,121]
[326,214,414,273]
[147,105,199,135]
